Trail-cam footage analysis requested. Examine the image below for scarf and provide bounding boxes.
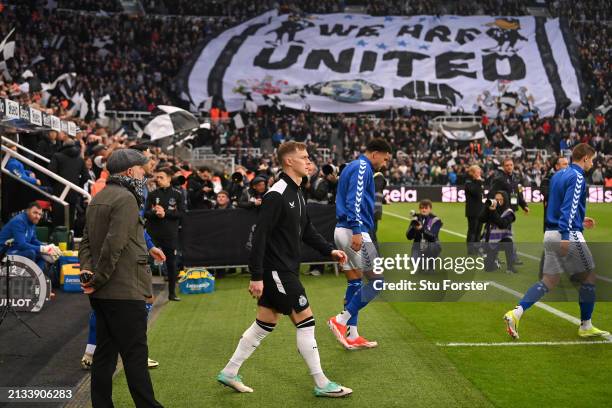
[107,175,146,209]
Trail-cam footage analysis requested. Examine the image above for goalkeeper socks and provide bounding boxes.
[579,283,596,322]
[222,319,275,377]
[345,277,384,318]
[345,279,362,326]
[518,281,549,311]
[295,317,329,388]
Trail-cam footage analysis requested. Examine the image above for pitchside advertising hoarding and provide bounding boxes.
[383,185,612,203]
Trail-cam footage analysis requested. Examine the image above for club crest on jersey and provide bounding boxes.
[289,201,295,208]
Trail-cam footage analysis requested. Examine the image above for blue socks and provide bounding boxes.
[519,281,549,311]
[346,277,383,317]
[517,280,597,323]
[344,279,362,326]
[146,302,153,319]
[579,283,595,322]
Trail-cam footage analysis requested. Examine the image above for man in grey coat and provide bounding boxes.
[80,149,163,408]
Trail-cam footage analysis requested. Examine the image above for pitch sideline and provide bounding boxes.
[384,210,612,345]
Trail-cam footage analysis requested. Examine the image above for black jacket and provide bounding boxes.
[307,176,335,204]
[406,214,442,243]
[48,143,88,202]
[226,182,245,206]
[479,192,515,242]
[37,137,60,160]
[540,169,555,232]
[187,174,215,210]
[144,186,184,245]
[249,172,334,281]
[464,177,484,217]
[238,187,266,210]
[488,171,527,211]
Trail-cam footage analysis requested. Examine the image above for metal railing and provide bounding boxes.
[1,146,91,228]
[1,136,50,164]
[221,147,262,157]
[488,148,549,160]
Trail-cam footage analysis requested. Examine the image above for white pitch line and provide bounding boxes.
[385,210,539,260]
[385,210,612,342]
[487,281,581,325]
[437,340,612,347]
[384,210,604,266]
[596,275,612,284]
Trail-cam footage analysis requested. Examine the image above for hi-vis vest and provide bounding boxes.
[488,208,514,243]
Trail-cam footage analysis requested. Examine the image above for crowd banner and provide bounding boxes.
[183,11,583,116]
[0,98,79,136]
[383,185,612,204]
[181,204,336,267]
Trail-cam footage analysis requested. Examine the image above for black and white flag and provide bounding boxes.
[42,72,76,93]
[0,28,16,73]
[47,35,65,50]
[182,12,583,116]
[143,105,199,141]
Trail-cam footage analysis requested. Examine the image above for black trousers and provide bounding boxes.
[153,239,178,298]
[466,217,482,254]
[89,298,163,408]
[484,238,514,271]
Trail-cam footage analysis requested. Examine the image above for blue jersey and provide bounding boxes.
[6,158,37,185]
[545,163,586,240]
[336,155,375,234]
[0,212,42,253]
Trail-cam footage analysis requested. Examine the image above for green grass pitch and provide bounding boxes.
[113,203,612,407]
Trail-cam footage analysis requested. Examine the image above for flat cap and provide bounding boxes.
[106,149,149,175]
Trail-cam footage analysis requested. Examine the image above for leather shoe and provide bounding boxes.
[168,295,181,302]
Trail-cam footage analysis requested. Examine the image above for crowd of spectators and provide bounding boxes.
[0,0,610,233]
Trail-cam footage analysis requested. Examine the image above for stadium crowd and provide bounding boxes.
[1,0,610,233]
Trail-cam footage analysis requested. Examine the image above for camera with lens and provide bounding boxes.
[322,164,337,176]
[231,172,244,183]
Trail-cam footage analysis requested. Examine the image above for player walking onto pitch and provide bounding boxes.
[217,141,352,397]
[504,143,610,339]
[328,138,392,349]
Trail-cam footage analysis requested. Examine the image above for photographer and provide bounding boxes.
[406,200,442,272]
[307,164,338,205]
[488,157,528,265]
[145,168,185,301]
[479,191,516,273]
[372,171,387,249]
[465,165,484,255]
[187,166,216,209]
[237,175,267,210]
[226,171,246,207]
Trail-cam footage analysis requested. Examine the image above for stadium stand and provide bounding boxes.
[0,0,610,232]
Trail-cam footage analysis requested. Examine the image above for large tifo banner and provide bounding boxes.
[181,204,336,267]
[184,11,583,116]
